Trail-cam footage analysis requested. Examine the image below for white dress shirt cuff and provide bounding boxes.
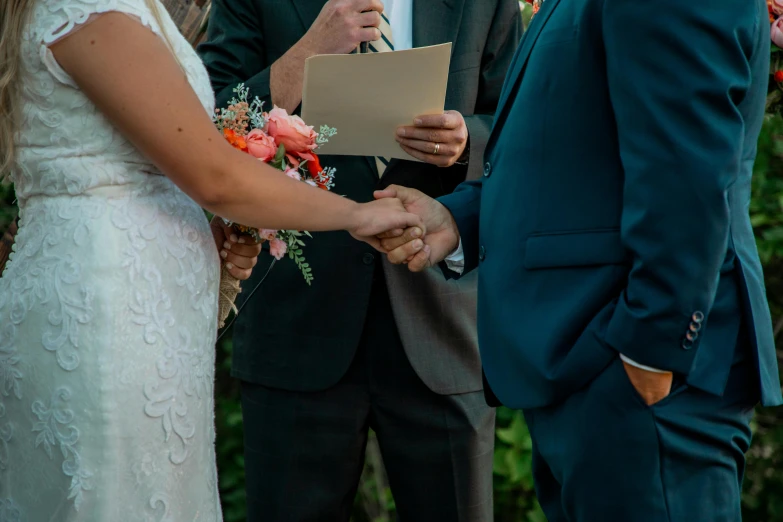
[619,354,667,374]
[443,239,465,274]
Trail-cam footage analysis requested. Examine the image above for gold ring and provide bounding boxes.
[434,143,440,155]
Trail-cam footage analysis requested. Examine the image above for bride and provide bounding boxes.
[0,0,416,519]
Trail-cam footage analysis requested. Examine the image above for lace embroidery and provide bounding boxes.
[0,498,23,522]
[0,405,13,471]
[0,324,21,401]
[31,388,95,511]
[1,0,221,518]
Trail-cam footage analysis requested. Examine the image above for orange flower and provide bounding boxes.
[306,154,323,177]
[223,128,248,153]
[775,70,783,84]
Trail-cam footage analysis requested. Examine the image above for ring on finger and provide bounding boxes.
[433,143,440,155]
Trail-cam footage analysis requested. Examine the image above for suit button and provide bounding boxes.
[363,253,375,266]
[692,311,705,323]
[682,339,694,350]
[479,246,486,261]
[483,162,492,177]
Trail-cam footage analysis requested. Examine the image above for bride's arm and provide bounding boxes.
[48,12,420,239]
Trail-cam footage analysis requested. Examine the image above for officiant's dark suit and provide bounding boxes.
[199,1,521,520]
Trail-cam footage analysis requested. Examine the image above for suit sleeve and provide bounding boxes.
[197,0,272,109]
[436,0,522,278]
[461,0,523,182]
[600,0,758,374]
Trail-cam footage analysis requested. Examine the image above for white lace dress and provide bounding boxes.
[0,1,222,520]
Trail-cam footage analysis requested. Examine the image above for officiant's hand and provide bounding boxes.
[210,216,263,281]
[396,111,469,168]
[374,185,460,272]
[303,0,384,55]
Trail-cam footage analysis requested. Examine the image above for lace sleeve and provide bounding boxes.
[32,0,168,86]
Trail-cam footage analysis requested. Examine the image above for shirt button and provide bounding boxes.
[483,162,492,178]
[363,253,375,266]
[479,246,486,261]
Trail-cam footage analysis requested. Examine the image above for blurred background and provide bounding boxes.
[2,2,783,521]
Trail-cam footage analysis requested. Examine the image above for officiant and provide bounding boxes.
[198,1,521,520]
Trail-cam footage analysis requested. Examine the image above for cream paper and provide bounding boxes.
[301,43,452,161]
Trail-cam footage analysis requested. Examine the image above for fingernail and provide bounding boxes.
[220,250,228,259]
[411,228,422,238]
[225,262,234,270]
[413,239,423,250]
[238,238,245,244]
[414,118,422,125]
[230,234,238,242]
[424,245,431,254]
[397,128,406,137]
[223,241,231,250]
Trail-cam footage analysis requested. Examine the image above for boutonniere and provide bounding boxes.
[525,0,543,18]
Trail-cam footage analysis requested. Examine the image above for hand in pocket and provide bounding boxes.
[622,361,674,406]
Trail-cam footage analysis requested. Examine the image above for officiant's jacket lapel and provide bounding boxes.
[199,0,522,395]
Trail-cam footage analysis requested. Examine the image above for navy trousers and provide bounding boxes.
[524,336,758,522]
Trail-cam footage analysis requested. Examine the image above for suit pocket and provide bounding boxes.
[524,228,627,269]
[450,50,482,73]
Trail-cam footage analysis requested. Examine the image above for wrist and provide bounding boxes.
[345,200,363,232]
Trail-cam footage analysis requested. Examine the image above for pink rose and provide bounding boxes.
[284,168,302,181]
[773,17,783,48]
[269,238,288,260]
[265,107,317,160]
[258,229,277,241]
[771,0,783,16]
[246,129,277,162]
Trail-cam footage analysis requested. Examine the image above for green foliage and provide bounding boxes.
[0,183,16,231]
[742,113,783,522]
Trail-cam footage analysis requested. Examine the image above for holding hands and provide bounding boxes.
[371,185,460,272]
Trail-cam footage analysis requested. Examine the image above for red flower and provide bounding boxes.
[306,154,330,190]
[775,70,783,84]
[306,154,323,177]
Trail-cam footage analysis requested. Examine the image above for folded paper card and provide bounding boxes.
[301,43,452,161]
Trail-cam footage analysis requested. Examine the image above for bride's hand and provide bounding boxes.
[348,198,425,250]
[210,216,263,280]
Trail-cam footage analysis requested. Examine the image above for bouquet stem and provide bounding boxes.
[218,265,241,329]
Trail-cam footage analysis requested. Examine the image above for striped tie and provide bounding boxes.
[362,12,395,177]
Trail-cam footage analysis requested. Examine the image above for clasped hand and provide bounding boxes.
[368,185,459,272]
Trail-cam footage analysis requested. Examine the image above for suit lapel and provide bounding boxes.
[290,0,326,33]
[492,0,563,125]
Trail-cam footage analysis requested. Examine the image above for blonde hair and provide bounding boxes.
[0,0,172,182]
[0,0,34,183]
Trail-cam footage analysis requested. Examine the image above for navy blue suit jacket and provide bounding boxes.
[440,0,783,408]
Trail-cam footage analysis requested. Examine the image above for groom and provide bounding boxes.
[379,0,783,520]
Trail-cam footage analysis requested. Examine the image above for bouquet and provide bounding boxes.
[213,84,337,327]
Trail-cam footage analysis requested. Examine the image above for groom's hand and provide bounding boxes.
[374,185,460,272]
[622,361,674,406]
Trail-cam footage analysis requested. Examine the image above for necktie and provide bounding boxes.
[361,12,395,177]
